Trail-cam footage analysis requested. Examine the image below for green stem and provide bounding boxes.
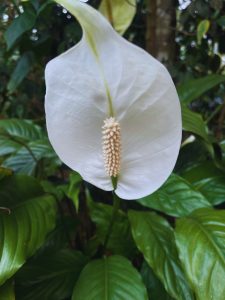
[103,193,121,250]
[206,102,224,124]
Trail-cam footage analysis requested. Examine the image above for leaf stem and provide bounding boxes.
[103,192,121,250]
[206,102,224,124]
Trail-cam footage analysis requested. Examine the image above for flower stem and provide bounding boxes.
[103,192,121,250]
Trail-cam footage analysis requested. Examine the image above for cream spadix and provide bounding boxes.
[45,0,182,200]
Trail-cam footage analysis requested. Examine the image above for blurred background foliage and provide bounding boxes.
[1,0,225,299]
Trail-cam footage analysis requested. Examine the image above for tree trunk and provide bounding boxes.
[146,0,176,64]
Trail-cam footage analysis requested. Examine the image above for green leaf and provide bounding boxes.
[138,174,211,217]
[128,211,194,300]
[182,105,209,141]
[141,261,173,300]
[181,161,224,183]
[4,8,36,50]
[0,119,59,175]
[177,74,225,105]
[175,208,225,300]
[197,19,210,44]
[7,52,35,93]
[16,250,88,300]
[66,172,82,212]
[72,255,148,300]
[217,16,225,27]
[0,280,15,300]
[3,138,59,175]
[99,0,136,35]
[88,199,136,257]
[0,119,43,144]
[37,0,54,15]
[0,174,57,285]
[194,176,225,205]
[0,174,44,203]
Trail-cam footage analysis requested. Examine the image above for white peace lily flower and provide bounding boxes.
[45,0,182,200]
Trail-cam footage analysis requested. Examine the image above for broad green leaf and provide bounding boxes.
[194,176,225,205]
[99,0,136,35]
[16,250,88,300]
[0,280,15,300]
[138,174,211,217]
[177,74,225,105]
[181,161,224,183]
[182,105,209,141]
[0,119,43,144]
[141,261,173,300]
[4,8,36,50]
[175,208,225,300]
[0,119,59,175]
[72,255,148,300]
[175,140,210,174]
[0,175,57,285]
[197,20,210,44]
[3,139,59,175]
[128,211,194,300]
[7,52,35,93]
[88,199,136,257]
[0,174,43,203]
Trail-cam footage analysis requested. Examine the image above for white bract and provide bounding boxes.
[45,0,182,200]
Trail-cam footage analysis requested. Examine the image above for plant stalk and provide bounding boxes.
[103,192,121,250]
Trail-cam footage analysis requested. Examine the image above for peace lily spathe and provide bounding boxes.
[45,0,182,200]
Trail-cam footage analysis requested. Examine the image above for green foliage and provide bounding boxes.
[88,198,136,257]
[0,280,15,300]
[175,208,225,300]
[181,105,210,141]
[16,250,88,300]
[0,119,60,175]
[197,19,210,45]
[99,0,136,35]
[4,7,36,50]
[138,173,211,217]
[72,255,148,300]
[178,75,225,105]
[128,211,194,300]
[7,52,35,93]
[1,0,225,299]
[0,174,57,285]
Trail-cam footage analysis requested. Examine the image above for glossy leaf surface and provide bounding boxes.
[16,250,88,300]
[182,105,209,141]
[138,174,211,217]
[72,255,148,300]
[128,210,194,300]
[175,208,225,300]
[178,74,225,105]
[0,175,57,285]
